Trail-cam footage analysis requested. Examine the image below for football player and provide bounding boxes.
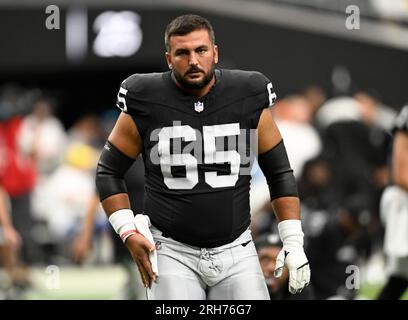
[96,14,310,299]
[377,105,408,300]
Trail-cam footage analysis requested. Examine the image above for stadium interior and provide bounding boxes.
[0,0,407,300]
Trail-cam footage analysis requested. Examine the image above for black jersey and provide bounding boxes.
[116,69,276,247]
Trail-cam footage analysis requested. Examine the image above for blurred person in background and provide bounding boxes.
[0,186,21,258]
[254,232,314,300]
[272,95,322,179]
[353,90,393,217]
[71,194,100,264]
[318,94,390,250]
[0,85,38,288]
[67,114,104,149]
[33,142,99,263]
[305,195,372,299]
[298,156,337,212]
[72,160,146,300]
[0,185,22,299]
[31,113,104,262]
[72,109,146,299]
[251,156,335,253]
[20,95,69,259]
[377,105,408,300]
[18,95,67,177]
[315,95,361,131]
[301,85,327,125]
[354,90,396,132]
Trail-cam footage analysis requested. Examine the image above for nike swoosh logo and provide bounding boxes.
[241,240,251,247]
[297,262,309,270]
[284,250,289,259]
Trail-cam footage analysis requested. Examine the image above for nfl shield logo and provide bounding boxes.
[194,101,204,113]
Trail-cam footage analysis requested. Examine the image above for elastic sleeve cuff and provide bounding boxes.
[278,219,304,242]
[108,209,135,234]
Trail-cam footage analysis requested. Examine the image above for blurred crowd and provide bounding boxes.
[248,85,402,300]
[0,84,121,299]
[0,81,405,300]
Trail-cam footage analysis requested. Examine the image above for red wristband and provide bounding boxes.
[120,229,137,243]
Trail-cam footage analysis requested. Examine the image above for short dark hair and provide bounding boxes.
[164,14,215,51]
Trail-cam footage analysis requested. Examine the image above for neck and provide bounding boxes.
[171,72,215,99]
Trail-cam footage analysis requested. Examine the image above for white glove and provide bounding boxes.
[134,214,159,277]
[274,219,310,294]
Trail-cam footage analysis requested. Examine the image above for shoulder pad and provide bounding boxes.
[120,73,165,98]
[220,69,276,106]
[223,70,270,94]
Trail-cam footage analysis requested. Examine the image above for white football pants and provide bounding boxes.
[146,225,270,300]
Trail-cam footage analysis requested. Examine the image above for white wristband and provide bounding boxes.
[278,219,304,246]
[109,209,137,242]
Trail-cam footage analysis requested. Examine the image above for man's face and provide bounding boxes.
[165,29,218,90]
[258,246,289,293]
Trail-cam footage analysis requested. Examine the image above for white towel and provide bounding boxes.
[134,214,159,276]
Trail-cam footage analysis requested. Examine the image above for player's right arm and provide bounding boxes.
[101,112,140,213]
[250,71,310,294]
[96,112,156,288]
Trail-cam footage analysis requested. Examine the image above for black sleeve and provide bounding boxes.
[257,140,298,200]
[95,141,135,201]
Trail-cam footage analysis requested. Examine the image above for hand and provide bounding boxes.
[274,245,310,294]
[274,219,310,294]
[71,233,92,263]
[3,225,21,251]
[125,233,156,288]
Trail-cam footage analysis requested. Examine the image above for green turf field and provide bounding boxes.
[22,265,128,300]
[358,283,408,300]
[12,264,406,300]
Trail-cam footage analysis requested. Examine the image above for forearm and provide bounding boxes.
[81,194,102,238]
[271,196,301,222]
[101,193,131,217]
[0,188,12,227]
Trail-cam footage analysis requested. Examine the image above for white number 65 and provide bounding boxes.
[158,123,241,189]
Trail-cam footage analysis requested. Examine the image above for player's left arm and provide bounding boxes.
[257,108,299,220]
[257,107,310,294]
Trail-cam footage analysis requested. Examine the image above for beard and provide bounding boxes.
[173,62,215,90]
